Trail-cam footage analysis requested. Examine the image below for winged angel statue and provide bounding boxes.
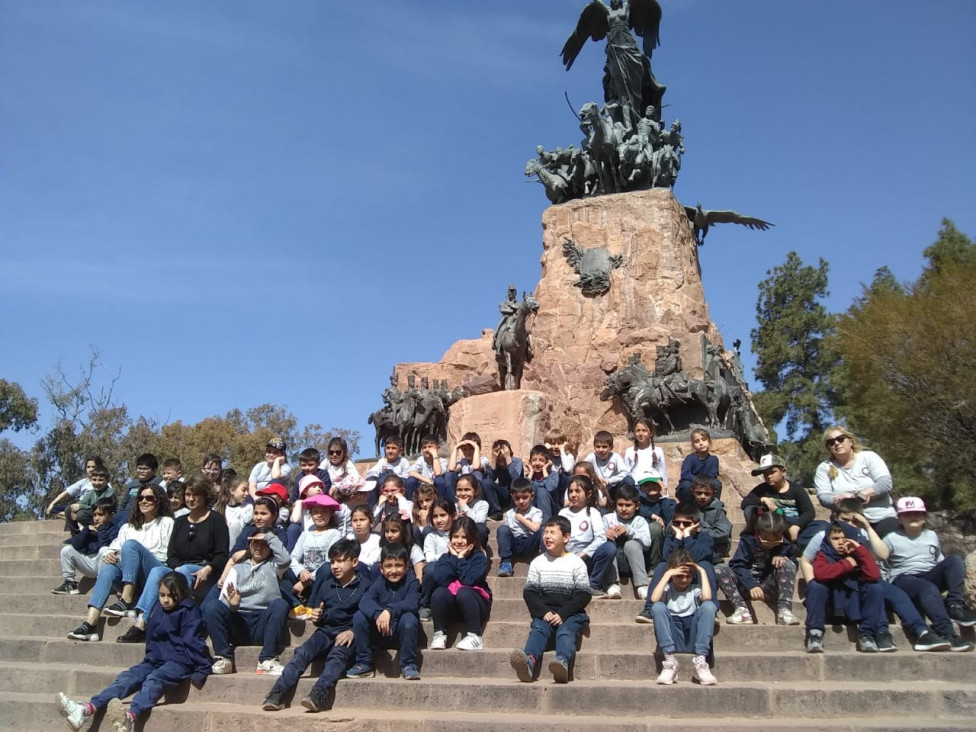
[561,0,665,131]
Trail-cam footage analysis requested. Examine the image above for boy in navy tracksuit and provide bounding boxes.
[527,444,562,521]
[261,539,370,712]
[346,543,422,680]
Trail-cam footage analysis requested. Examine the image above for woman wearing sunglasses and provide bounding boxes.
[117,474,229,643]
[814,426,899,537]
[67,483,174,642]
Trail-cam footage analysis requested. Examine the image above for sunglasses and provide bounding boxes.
[187,523,197,541]
[672,520,695,528]
[327,450,343,456]
[138,495,157,504]
[825,435,849,447]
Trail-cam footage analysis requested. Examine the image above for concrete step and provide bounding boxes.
[3,691,974,732]
[1,636,970,683]
[0,611,925,653]
[2,663,972,719]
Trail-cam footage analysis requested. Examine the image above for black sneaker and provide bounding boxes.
[857,634,879,653]
[67,621,98,642]
[104,599,134,617]
[875,631,897,652]
[947,604,976,628]
[947,634,975,652]
[634,609,654,624]
[300,687,332,712]
[52,580,80,595]
[116,625,146,644]
[913,630,951,652]
[262,688,286,712]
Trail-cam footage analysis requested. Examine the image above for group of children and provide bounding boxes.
[51,427,976,729]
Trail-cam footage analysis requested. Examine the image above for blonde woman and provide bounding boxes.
[813,427,898,536]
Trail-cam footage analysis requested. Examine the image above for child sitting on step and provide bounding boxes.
[510,516,592,684]
[427,517,492,651]
[261,539,370,713]
[650,549,717,685]
[715,511,798,626]
[346,543,423,680]
[56,572,212,732]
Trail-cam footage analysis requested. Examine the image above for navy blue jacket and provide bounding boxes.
[69,515,121,556]
[359,572,420,622]
[145,598,213,684]
[428,552,492,599]
[729,534,796,590]
[638,495,676,525]
[663,531,715,565]
[308,567,370,631]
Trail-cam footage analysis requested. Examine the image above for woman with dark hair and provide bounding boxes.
[67,483,173,642]
[118,474,229,643]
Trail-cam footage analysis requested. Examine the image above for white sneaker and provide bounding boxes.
[777,608,799,625]
[256,657,284,675]
[456,633,484,651]
[693,654,717,685]
[607,583,622,599]
[727,606,753,624]
[211,656,234,674]
[636,585,648,600]
[656,654,678,685]
[429,630,448,650]
[56,692,89,731]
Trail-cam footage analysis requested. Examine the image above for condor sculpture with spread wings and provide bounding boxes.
[682,203,774,246]
[561,0,665,130]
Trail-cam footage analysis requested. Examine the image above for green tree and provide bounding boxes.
[0,379,39,433]
[835,220,976,510]
[751,251,840,485]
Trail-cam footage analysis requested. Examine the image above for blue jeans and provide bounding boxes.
[135,561,207,618]
[351,610,420,670]
[88,562,123,611]
[91,659,191,718]
[523,612,588,666]
[273,627,354,694]
[119,540,164,588]
[650,601,716,656]
[496,525,540,562]
[202,598,289,662]
[582,542,617,590]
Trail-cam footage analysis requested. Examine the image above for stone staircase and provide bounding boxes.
[1,519,974,731]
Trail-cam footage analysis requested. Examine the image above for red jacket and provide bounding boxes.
[813,544,880,583]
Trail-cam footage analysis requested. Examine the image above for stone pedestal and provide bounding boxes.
[379,189,766,489]
[445,390,579,462]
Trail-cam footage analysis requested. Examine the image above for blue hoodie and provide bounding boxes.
[359,571,420,622]
[144,597,213,685]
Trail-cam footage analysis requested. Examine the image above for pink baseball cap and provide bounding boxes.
[896,496,927,514]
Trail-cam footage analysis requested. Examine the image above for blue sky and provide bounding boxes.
[2,1,974,457]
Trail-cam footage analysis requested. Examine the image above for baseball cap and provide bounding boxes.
[256,482,288,503]
[751,454,787,476]
[896,496,927,514]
